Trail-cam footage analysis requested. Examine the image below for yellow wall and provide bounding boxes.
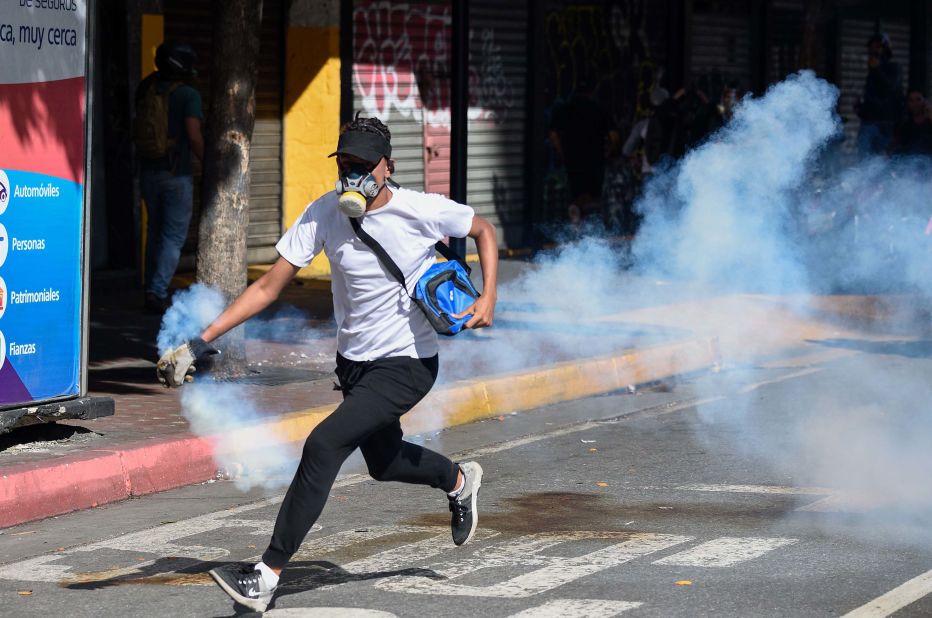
[141,14,163,75]
[284,25,342,276]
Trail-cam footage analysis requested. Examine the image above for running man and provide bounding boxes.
[156,115,498,612]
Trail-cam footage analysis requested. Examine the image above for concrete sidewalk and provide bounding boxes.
[0,264,921,529]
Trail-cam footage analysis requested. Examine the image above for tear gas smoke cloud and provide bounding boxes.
[444,71,932,531]
[180,382,299,492]
[632,71,839,293]
[157,284,226,356]
[625,70,932,526]
[158,284,300,491]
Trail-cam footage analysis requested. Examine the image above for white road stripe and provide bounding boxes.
[841,568,932,617]
[793,493,888,513]
[265,609,398,617]
[448,397,718,461]
[508,599,642,617]
[677,483,830,496]
[377,532,692,598]
[677,484,884,514]
[653,537,798,567]
[738,367,824,393]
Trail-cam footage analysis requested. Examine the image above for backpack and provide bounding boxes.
[133,80,182,160]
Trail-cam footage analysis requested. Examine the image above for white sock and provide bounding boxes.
[254,561,280,588]
[447,473,465,498]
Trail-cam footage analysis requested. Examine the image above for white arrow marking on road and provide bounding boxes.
[652,536,798,567]
[841,568,932,617]
[376,532,692,598]
[507,599,642,617]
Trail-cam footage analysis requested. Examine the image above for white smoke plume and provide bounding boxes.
[180,382,299,492]
[626,70,932,527]
[436,70,932,531]
[157,284,299,491]
[632,71,839,293]
[156,284,226,356]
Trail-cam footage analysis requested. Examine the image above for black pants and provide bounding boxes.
[262,353,459,568]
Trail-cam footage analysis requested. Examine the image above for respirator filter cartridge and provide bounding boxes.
[338,191,367,218]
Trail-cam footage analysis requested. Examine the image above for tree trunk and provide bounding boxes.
[197,0,263,377]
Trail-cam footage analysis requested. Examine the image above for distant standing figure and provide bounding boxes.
[622,87,676,175]
[856,33,903,157]
[888,90,932,157]
[134,41,204,313]
[549,79,612,223]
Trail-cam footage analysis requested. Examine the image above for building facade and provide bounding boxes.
[88,0,929,277]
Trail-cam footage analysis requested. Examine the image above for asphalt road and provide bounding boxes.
[2,346,931,617]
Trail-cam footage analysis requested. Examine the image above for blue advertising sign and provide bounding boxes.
[0,2,88,407]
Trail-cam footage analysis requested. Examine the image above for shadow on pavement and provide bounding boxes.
[0,423,98,453]
[61,556,442,615]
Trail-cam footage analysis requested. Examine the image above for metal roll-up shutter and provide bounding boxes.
[467,0,527,248]
[929,8,932,97]
[352,1,453,192]
[838,18,909,157]
[164,0,284,266]
[768,0,803,84]
[689,1,751,91]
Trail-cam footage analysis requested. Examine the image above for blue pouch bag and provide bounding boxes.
[350,217,479,336]
[413,260,480,336]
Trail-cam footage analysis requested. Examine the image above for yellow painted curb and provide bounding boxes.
[211,337,720,454]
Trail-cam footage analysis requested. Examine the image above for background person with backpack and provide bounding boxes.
[134,41,204,313]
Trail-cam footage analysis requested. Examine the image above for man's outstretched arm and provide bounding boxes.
[200,256,300,343]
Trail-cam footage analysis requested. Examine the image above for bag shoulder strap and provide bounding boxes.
[434,239,471,274]
[350,217,472,277]
[383,179,472,273]
[349,216,409,294]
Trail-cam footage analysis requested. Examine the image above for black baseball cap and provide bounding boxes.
[328,130,392,164]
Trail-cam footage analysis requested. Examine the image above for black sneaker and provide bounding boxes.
[449,461,483,546]
[208,563,275,613]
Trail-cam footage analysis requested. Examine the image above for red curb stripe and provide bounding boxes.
[0,436,221,529]
[0,450,128,528]
[120,437,218,498]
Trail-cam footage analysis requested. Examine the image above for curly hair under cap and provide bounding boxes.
[340,112,392,143]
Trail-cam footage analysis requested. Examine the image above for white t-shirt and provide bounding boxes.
[276,187,475,361]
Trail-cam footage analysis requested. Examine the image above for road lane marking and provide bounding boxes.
[508,599,642,617]
[757,348,859,369]
[0,496,293,583]
[375,532,692,598]
[738,367,824,393]
[652,537,798,567]
[265,609,398,617]
[677,484,830,496]
[841,568,932,617]
[676,484,889,514]
[0,396,713,583]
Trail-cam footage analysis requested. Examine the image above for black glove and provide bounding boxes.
[155,337,219,388]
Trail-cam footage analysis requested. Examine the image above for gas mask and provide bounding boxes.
[335,163,381,218]
[328,126,393,217]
